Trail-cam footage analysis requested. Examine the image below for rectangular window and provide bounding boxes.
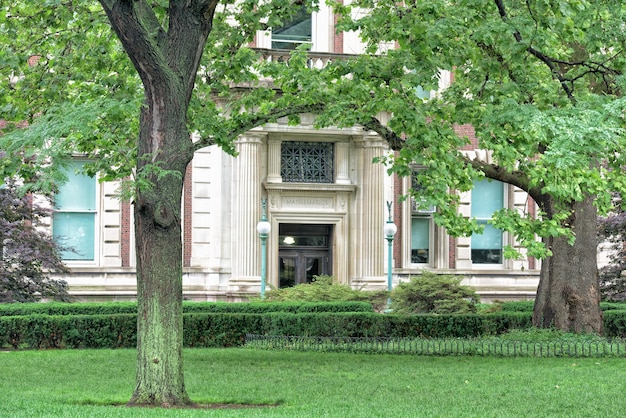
[410,172,434,264]
[53,160,96,261]
[411,217,430,263]
[281,141,334,183]
[471,179,503,264]
[272,7,312,50]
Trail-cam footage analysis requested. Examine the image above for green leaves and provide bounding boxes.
[315,0,626,259]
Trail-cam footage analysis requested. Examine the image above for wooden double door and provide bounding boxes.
[278,224,332,288]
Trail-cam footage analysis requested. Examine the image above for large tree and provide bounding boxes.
[1,0,321,407]
[308,0,626,333]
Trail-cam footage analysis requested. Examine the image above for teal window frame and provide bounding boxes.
[53,160,97,261]
[470,179,504,264]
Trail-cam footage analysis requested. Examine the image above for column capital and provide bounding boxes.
[352,134,385,149]
[235,132,268,145]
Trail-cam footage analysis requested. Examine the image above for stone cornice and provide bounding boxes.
[264,182,356,193]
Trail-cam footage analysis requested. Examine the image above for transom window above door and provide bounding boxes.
[281,141,334,183]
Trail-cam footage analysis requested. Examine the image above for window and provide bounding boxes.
[471,179,503,264]
[53,161,96,261]
[411,217,430,263]
[281,141,334,183]
[272,7,312,50]
[410,174,434,264]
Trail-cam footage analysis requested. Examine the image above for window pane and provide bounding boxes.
[471,180,503,218]
[272,8,312,50]
[53,212,95,260]
[471,180,504,264]
[411,217,430,263]
[281,141,334,183]
[55,161,96,211]
[471,221,503,264]
[472,221,502,249]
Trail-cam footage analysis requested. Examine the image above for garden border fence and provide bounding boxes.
[245,334,626,357]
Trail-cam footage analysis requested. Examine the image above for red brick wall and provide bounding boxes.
[392,164,402,268]
[121,200,131,267]
[333,1,343,53]
[183,163,193,268]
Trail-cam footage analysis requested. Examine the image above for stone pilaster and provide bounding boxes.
[352,135,387,288]
[335,141,351,185]
[229,133,268,294]
[266,137,282,183]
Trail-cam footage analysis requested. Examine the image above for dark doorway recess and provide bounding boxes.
[278,224,332,287]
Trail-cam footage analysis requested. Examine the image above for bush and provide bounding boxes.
[0,300,374,317]
[0,179,71,303]
[391,272,479,314]
[261,275,388,311]
[0,311,537,349]
[500,301,535,312]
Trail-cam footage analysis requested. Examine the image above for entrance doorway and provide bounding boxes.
[278,224,332,287]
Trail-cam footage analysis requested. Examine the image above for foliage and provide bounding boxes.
[598,201,626,301]
[499,301,535,312]
[262,275,388,310]
[0,178,70,302]
[306,0,626,259]
[0,300,373,317]
[0,310,537,349]
[391,272,480,314]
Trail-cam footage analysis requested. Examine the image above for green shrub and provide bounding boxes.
[261,275,388,311]
[0,300,374,317]
[500,301,535,312]
[391,272,479,314]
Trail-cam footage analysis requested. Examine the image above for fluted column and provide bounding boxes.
[230,133,267,294]
[353,135,387,287]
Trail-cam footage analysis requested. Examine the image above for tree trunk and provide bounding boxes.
[127,93,194,406]
[533,196,603,334]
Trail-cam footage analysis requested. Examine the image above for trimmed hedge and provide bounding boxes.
[500,301,626,313]
[1,311,534,350]
[0,301,374,317]
[2,309,624,350]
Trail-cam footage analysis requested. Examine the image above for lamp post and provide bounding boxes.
[383,201,397,311]
[257,198,271,299]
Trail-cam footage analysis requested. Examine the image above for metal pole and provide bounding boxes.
[260,234,267,299]
[257,198,271,300]
[387,235,393,310]
[383,201,397,312]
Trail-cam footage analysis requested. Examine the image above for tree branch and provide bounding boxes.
[358,116,405,151]
[465,155,549,210]
[494,0,576,102]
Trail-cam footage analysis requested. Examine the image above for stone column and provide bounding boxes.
[352,135,387,288]
[229,133,267,296]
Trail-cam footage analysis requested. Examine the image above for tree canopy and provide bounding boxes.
[306,0,626,258]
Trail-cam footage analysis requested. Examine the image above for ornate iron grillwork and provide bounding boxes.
[281,141,334,183]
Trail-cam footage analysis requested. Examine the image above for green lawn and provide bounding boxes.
[1,348,625,417]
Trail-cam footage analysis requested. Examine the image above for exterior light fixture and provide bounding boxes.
[257,198,271,299]
[384,201,397,311]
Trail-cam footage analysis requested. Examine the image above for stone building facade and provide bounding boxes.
[51,4,543,301]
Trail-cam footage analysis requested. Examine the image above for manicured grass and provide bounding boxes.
[2,348,626,417]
